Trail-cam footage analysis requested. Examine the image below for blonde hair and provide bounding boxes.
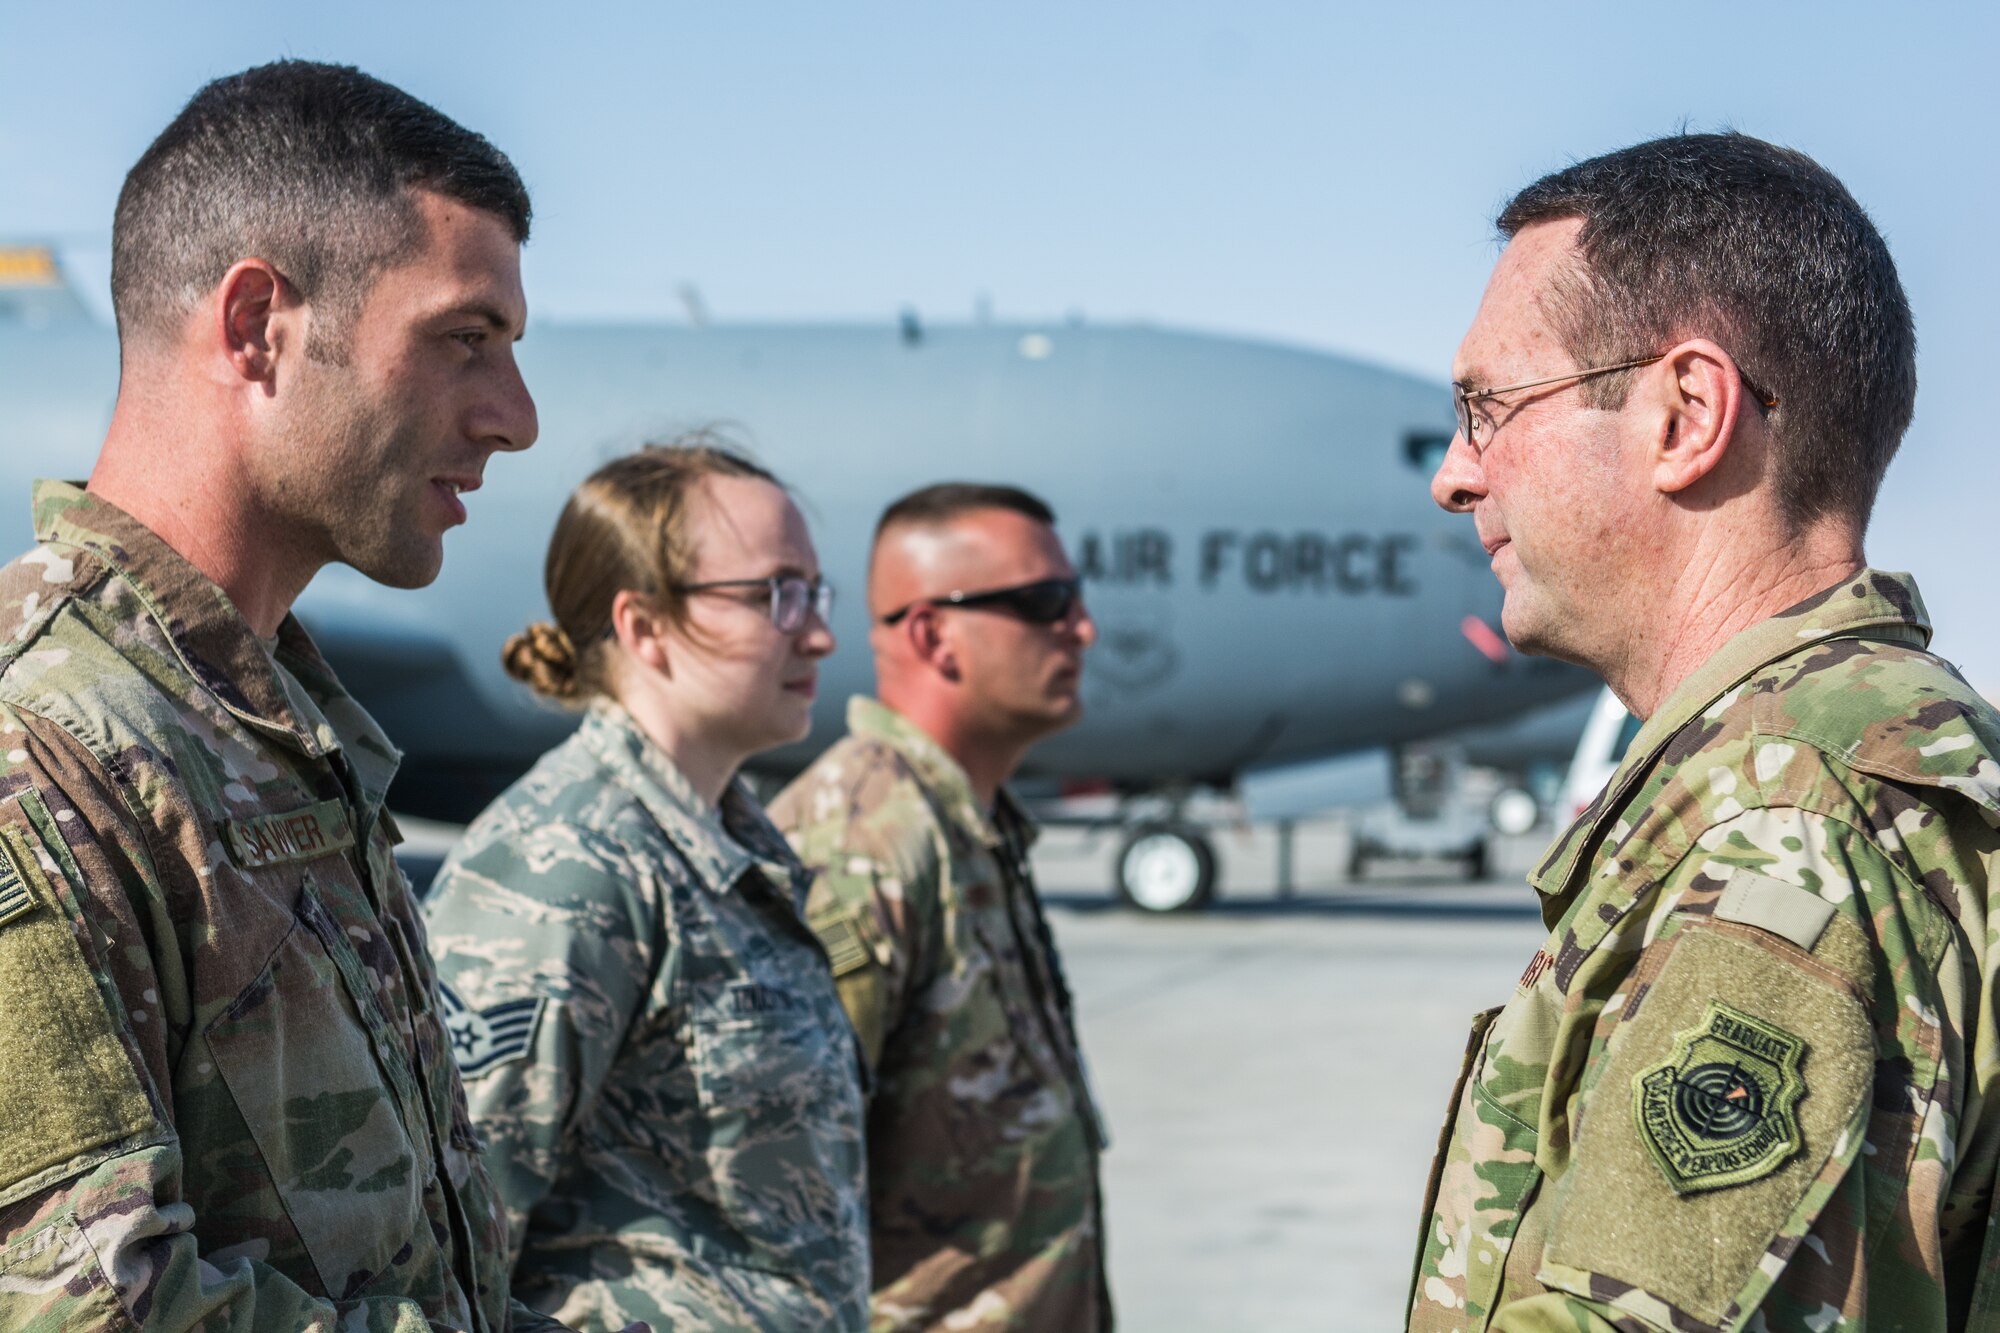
[503,437,779,704]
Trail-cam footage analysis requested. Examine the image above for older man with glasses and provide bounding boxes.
[772,482,1112,1333]
[1411,132,2000,1332]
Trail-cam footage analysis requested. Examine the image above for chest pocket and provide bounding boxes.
[202,876,435,1301]
[1410,1003,1548,1332]
[964,897,1073,1096]
[689,985,862,1275]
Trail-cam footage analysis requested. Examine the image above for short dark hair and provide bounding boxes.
[112,60,531,354]
[1498,131,1915,531]
[874,482,1056,543]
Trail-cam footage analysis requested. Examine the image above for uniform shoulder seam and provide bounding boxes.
[0,701,172,902]
[1748,644,2000,798]
[0,549,110,679]
[1662,796,1953,960]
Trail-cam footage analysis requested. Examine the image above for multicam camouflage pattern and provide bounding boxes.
[0,481,558,1330]
[1408,570,2000,1332]
[423,700,869,1332]
[770,697,1111,1332]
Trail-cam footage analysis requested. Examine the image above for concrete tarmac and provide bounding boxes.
[400,814,1553,1331]
[1033,823,1548,1331]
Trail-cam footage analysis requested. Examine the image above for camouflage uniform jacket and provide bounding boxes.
[770,696,1112,1332]
[423,699,869,1332]
[0,480,556,1331]
[1408,570,2000,1333]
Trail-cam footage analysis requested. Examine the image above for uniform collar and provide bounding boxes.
[31,480,391,778]
[1530,568,1931,901]
[578,699,801,898]
[844,695,1039,850]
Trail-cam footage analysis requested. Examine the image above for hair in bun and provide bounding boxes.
[503,621,582,701]
[507,432,782,707]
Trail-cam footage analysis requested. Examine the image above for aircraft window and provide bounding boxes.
[1403,431,1452,472]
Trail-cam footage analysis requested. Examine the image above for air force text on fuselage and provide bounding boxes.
[1077,527,1418,596]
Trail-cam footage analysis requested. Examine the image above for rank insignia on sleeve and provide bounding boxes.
[1635,1001,1807,1195]
[438,981,546,1079]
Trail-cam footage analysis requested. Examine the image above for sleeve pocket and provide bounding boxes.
[1539,922,1875,1331]
[0,1212,137,1331]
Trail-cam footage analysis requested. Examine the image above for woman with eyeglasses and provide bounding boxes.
[422,441,867,1333]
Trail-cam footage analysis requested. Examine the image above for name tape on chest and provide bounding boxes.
[1518,948,1555,991]
[727,982,802,1018]
[224,799,357,870]
[1635,1000,1807,1194]
[438,981,546,1079]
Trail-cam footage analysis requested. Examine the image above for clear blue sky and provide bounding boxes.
[5,2,1997,685]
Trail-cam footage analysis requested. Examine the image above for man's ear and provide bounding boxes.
[611,590,672,678]
[214,259,303,388]
[905,607,962,683]
[1648,338,1751,495]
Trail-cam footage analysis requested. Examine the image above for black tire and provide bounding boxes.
[1114,822,1218,913]
[1464,839,1491,881]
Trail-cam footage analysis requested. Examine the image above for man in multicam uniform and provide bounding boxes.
[0,63,566,1331]
[772,482,1112,1332]
[423,445,868,1332]
[1410,132,2000,1332]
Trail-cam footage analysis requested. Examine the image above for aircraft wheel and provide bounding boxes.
[1115,823,1217,913]
[1464,839,1492,882]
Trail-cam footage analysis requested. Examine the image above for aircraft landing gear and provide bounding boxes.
[1114,822,1217,913]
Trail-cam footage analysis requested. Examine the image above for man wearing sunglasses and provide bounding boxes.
[772,483,1111,1332]
[1411,133,2000,1332]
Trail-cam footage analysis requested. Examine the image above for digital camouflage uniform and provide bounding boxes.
[0,481,558,1331]
[770,696,1111,1333]
[423,699,869,1332]
[1408,570,2000,1332]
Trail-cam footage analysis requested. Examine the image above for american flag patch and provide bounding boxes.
[438,981,546,1078]
[812,908,872,977]
[0,832,42,929]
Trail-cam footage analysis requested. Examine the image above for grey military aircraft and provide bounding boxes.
[0,244,1596,910]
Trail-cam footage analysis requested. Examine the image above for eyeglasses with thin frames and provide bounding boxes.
[1453,355,1778,453]
[678,575,834,634]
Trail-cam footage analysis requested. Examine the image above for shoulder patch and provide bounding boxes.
[437,981,546,1079]
[1635,1000,1806,1195]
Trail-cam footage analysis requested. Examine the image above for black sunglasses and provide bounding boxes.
[880,576,1082,626]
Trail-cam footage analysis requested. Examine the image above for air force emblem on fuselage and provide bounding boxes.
[438,981,546,1078]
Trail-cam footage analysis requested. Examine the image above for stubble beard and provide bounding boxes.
[1501,579,1608,671]
[1006,681,1084,744]
[285,372,444,591]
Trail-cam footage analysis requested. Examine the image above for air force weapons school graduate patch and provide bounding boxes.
[438,980,546,1079]
[1636,1000,1807,1195]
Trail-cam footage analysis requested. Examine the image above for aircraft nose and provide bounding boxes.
[1430,430,1485,514]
